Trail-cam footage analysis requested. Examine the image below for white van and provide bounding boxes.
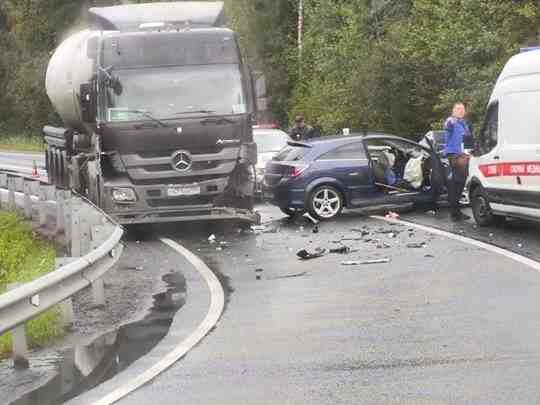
[468,48,540,226]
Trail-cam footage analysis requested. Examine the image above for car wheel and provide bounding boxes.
[308,185,343,220]
[280,207,299,217]
[471,187,504,226]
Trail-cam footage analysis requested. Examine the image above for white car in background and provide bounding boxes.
[253,126,289,195]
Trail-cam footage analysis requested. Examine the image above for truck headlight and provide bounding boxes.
[112,187,137,202]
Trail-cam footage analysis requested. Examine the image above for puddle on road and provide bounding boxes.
[10,271,186,405]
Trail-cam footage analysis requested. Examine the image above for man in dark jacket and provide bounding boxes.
[444,102,471,221]
[288,115,315,141]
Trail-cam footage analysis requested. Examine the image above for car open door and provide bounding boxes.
[363,135,446,207]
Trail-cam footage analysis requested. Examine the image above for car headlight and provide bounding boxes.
[112,187,137,202]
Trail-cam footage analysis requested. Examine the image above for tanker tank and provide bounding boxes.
[45,30,99,132]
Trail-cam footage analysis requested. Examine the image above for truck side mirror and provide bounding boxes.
[80,82,97,123]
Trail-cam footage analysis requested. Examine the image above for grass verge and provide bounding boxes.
[0,133,45,153]
[0,211,62,358]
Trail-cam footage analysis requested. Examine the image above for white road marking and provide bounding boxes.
[91,238,225,405]
[373,215,540,272]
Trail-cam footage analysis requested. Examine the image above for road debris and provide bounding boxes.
[329,246,351,254]
[303,212,320,224]
[251,225,267,233]
[297,248,326,260]
[385,211,400,219]
[208,234,216,243]
[424,254,435,258]
[313,225,319,234]
[407,242,427,248]
[342,258,390,266]
[255,268,264,273]
[270,272,307,280]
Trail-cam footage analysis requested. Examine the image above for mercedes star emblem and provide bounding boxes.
[171,151,193,172]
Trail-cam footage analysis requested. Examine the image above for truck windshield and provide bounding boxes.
[104,64,246,122]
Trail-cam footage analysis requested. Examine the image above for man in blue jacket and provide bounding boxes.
[444,102,471,221]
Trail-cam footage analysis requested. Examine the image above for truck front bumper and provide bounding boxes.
[102,177,259,225]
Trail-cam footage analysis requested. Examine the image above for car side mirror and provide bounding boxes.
[80,82,97,123]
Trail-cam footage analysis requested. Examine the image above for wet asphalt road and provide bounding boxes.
[3,154,540,403]
[114,204,540,405]
[0,151,45,172]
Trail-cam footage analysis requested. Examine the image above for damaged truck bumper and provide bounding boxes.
[109,206,260,225]
[101,176,259,225]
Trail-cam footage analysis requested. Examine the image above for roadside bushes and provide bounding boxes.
[0,211,61,357]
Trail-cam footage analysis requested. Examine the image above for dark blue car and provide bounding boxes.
[264,133,446,220]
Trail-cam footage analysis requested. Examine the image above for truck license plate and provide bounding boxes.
[167,184,201,197]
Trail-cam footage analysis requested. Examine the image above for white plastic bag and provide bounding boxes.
[403,156,423,189]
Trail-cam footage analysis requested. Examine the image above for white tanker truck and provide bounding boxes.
[43,2,259,224]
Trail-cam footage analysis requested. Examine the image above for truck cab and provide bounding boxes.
[43,2,259,225]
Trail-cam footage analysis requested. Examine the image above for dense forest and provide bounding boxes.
[0,0,539,139]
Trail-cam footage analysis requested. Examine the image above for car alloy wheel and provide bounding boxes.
[309,185,343,220]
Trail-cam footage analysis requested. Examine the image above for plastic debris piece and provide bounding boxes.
[208,234,216,243]
[270,272,307,280]
[407,242,426,248]
[329,246,350,254]
[297,248,326,260]
[303,212,320,224]
[385,211,400,219]
[342,258,390,266]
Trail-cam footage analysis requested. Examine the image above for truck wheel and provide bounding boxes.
[471,187,504,227]
[308,185,343,220]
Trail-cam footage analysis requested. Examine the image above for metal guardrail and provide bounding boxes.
[0,171,124,368]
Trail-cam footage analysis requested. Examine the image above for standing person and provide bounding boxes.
[288,115,314,141]
[444,102,471,221]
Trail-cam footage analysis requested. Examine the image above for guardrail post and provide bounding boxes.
[64,191,72,249]
[38,184,48,227]
[7,283,29,369]
[91,278,106,307]
[7,176,16,211]
[71,197,82,257]
[0,173,6,208]
[56,189,65,234]
[23,180,33,219]
[61,298,75,328]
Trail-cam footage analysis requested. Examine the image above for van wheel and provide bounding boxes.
[471,187,504,227]
[308,185,343,220]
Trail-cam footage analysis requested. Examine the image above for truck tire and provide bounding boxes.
[471,187,504,227]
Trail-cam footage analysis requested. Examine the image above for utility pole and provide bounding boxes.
[298,0,304,56]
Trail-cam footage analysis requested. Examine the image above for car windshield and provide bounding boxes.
[103,64,246,121]
[254,131,289,153]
